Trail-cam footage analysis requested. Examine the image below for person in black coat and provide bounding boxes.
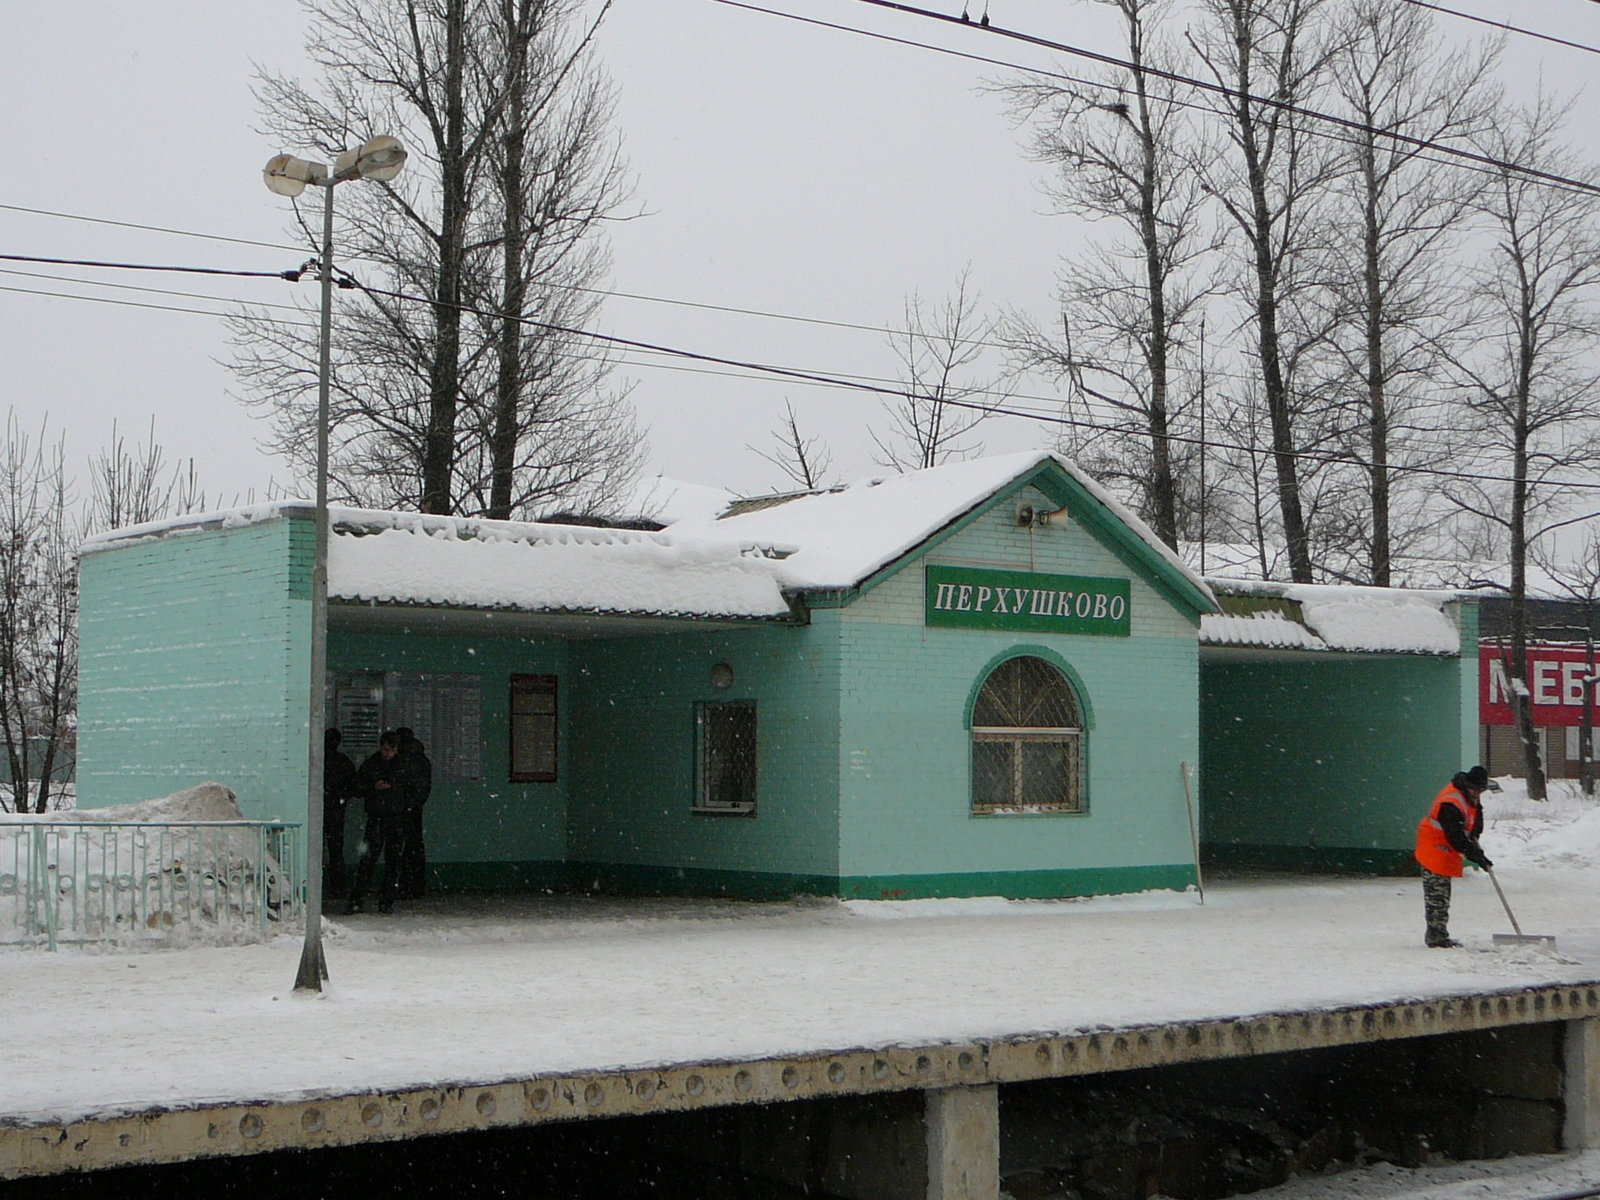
[395,727,433,900]
[323,728,359,896]
[347,731,409,914]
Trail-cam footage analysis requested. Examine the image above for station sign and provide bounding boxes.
[925,565,1130,637]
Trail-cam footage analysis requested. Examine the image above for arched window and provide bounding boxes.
[970,655,1084,815]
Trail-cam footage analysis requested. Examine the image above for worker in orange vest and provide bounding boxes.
[1414,765,1495,948]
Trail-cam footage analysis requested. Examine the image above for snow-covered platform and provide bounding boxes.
[6,868,1600,1182]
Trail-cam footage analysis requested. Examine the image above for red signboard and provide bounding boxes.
[1481,643,1600,727]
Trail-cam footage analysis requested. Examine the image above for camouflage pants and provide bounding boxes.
[1423,869,1453,945]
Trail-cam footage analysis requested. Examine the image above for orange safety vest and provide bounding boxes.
[1415,783,1482,878]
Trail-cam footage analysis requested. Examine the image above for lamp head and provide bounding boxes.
[263,153,328,197]
[334,135,407,183]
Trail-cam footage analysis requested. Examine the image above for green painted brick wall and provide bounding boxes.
[1199,636,1473,872]
[77,514,313,821]
[566,622,842,886]
[833,488,1202,891]
[326,629,569,870]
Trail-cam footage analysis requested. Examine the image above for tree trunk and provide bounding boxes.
[421,0,469,515]
[489,0,532,520]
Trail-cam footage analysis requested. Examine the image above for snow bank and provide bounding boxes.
[0,783,295,949]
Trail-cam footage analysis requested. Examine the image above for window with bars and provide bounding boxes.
[695,701,757,814]
[970,655,1084,815]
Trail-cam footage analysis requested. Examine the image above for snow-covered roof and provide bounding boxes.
[81,502,794,622]
[618,476,737,526]
[77,453,1219,619]
[1199,612,1327,651]
[1202,579,1465,655]
[669,450,1216,605]
[326,509,793,621]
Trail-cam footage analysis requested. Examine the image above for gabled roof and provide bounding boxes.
[669,450,1217,617]
[1201,579,1465,655]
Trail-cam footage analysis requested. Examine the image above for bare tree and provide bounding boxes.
[751,400,834,491]
[0,415,76,813]
[1445,95,1600,800]
[83,419,215,532]
[233,0,643,520]
[873,270,1007,471]
[1000,0,1213,550]
[1191,0,1344,582]
[1321,0,1498,585]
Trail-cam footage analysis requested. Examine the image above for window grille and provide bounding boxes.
[971,656,1084,814]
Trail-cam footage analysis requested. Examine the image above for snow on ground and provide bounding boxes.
[6,776,1600,1198]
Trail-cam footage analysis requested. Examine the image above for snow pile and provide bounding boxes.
[1485,776,1600,869]
[17,780,244,825]
[0,783,294,948]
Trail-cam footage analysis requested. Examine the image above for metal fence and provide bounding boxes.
[0,820,303,949]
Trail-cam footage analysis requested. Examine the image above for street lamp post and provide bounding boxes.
[264,136,406,993]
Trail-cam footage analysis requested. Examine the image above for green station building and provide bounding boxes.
[75,451,1478,899]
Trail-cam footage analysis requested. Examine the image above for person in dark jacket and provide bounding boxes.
[323,728,359,896]
[1414,764,1496,948]
[395,727,433,900]
[347,731,409,914]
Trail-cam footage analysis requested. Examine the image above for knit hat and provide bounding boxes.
[1465,765,1490,790]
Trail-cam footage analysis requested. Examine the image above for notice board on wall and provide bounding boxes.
[327,671,483,779]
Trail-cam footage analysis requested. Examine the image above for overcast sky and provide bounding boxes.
[0,0,1590,508]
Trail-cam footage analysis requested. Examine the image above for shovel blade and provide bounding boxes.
[1493,932,1557,946]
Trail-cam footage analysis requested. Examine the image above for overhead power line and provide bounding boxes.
[712,0,1600,201]
[4,264,1459,441]
[1394,0,1600,56]
[0,282,289,325]
[347,275,1600,495]
[0,241,1336,393]
[4,253,1588,492]
[0,202,296,254]
[0,252,304,281]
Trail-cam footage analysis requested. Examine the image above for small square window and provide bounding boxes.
[695,701,757,814]
[510,674,557,783]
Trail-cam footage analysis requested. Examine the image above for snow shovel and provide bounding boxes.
[1487,868,1556,947]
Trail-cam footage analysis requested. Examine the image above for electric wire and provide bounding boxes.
[1,263,1456,471]
[346,274,1600,494]
[716,0,1600,200]
[0,261,1564,490]
[0,202,297,253]
[0,246,1529,462]
[0,282,298,325]
[0,266,315,316]
[5,2,1599,360]
[708,1,1599,203]
[0,252,302,280]
[1394,0,1600,56]
[0,247,1352,396]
